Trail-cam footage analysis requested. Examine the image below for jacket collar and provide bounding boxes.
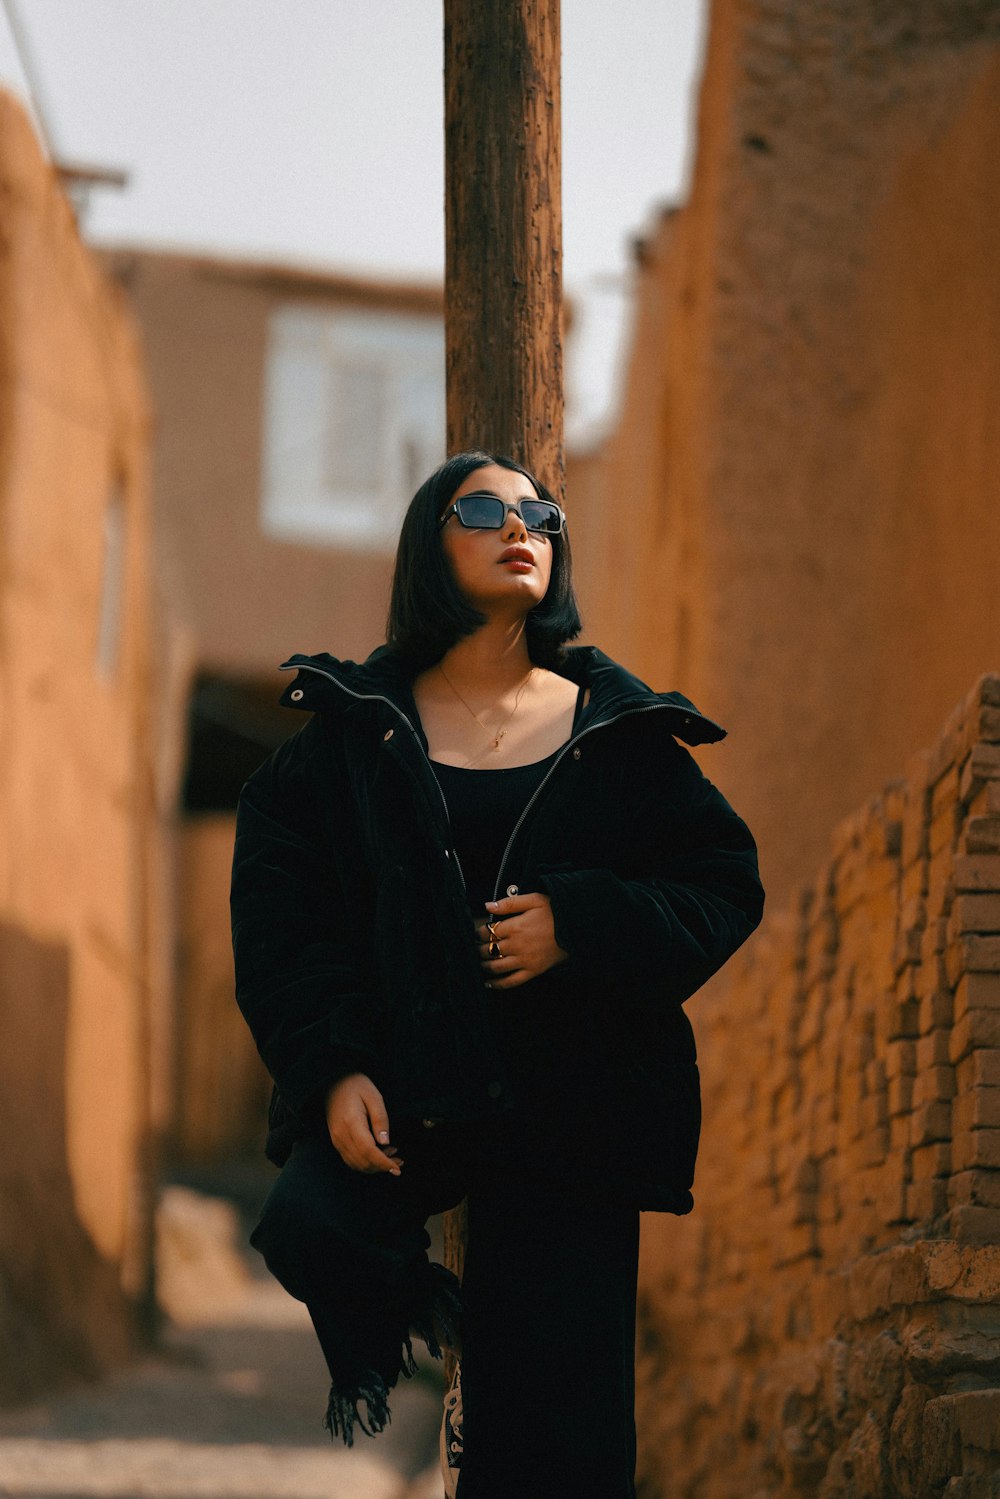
[276,644,726,746]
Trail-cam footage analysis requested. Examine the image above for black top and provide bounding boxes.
[429,681,588,917]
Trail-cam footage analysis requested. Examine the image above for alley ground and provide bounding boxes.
[0,1178,445,1499]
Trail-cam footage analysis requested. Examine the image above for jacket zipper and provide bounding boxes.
[490,703,669,903]
[280,663,675,911]
[278,661,470,893]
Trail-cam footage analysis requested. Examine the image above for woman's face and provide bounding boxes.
[440,461,560,614]
[438,463,554,619]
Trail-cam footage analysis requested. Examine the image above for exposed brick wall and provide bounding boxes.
[637,674,1000,1496]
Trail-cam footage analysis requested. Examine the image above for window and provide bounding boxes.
[261,304,445,549]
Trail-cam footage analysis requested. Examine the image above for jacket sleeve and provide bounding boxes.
[536,742,764,1004]
[229,720,384,1120]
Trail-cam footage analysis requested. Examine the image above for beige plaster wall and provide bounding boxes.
[0,94,156,1397]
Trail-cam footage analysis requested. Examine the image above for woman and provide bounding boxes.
[230,450,764,1498]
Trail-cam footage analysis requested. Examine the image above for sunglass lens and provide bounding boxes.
[522,501,562,533]
[456,496,506,528]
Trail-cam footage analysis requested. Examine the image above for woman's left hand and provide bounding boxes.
[474,891,569,990]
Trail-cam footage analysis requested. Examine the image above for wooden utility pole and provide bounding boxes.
[441,0,564,1342]
[444,0,564,498]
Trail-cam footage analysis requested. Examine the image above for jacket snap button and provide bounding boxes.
[487,1081,502,1100]
[506,884,518,897]
[422,1117,437,1129]
[383,728,394,741]
[290,688,304,701]
[572,747,581,760]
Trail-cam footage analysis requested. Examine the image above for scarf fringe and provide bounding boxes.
[322,1261,464,1447]
[409,1261,464,1362]
[323,1371,392,1447]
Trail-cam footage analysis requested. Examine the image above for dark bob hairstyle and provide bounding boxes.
[385,451,583,671]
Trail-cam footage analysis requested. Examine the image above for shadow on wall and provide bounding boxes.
[0,922,134,1405]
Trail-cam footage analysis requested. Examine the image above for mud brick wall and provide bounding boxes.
[636,674,1000,1497]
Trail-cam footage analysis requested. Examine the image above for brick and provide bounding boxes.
[962,816,1000,853]
[889,995,921,1043]
[949,892,1000,937]
[859,1123,890,1168]
[886,1039,918,1079]
[917,1030,954,1070]
[906,1177,950,1223]
[910,1100,952,1146]
[932,766,960,817]
[947,936,1000,985]
[952,1128,1000,1171]
[949,1169,1000,1210]
[912,1066,956,1106]
[911,1141,951,1181]
[950,1204,1000,1245]
[930,916,951,959]
[950,1007,1000,1063]
[929,857,956,913]
[863,1058,887,1097]
[959,743,1000,809]
[953,973,1000,1027]
[952,1087,1000,1135]
[968,935,1000,970]
[953,855,1000,893]
[918,989,954,1033]
[888,1074,914,1117]
[861,1092,889,1134]
[968,780,1000,817]
[876,1176,912,1227]
[956,1049,1000,1091]
[901,858,928,904]
[931,820,959,868]
[922,1241,1000,1299]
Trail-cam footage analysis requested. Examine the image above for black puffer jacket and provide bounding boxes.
[229,643,764,1212]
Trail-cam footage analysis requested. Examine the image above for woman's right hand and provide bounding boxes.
[325,1074,404,1175]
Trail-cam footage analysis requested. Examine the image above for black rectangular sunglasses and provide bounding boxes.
[438,492,567,535]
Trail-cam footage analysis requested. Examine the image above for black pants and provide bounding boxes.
[250,1115,639,1498]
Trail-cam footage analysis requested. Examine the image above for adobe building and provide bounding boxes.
[0,94,158,1399]
[570,0,1000,919]
[566,1,1000,1491]
[99,248,448,1164]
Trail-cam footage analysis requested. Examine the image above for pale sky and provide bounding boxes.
[0,0,707,439]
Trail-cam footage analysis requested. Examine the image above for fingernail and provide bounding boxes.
[390,1167,401,1177]
[377,1131,390,1143]
[486,901,498,911]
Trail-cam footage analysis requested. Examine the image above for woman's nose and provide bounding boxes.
[502,506,528,540]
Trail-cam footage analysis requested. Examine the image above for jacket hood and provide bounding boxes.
[275,644,727,747]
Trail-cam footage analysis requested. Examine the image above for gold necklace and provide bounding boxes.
[436,662,535,766]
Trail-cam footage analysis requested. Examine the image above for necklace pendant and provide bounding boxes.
[493,729,505,749]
